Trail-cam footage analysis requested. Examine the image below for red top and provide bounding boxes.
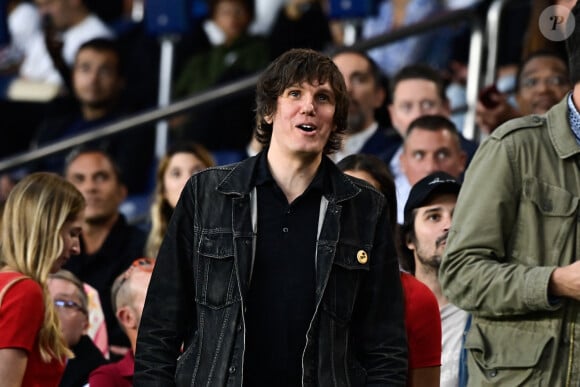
[0,272,65,387]
[400,272,442,369]
[89,349,134,387]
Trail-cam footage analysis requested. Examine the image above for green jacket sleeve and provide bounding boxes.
[439,134,559,317]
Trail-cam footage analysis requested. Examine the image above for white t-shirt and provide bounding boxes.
[331,122,378,164]
[19,14,113,85]
[440,303,469,387]
[390,145,412,224]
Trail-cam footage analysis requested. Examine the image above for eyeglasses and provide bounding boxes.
[54,299,87,315]
[520,75,569,90]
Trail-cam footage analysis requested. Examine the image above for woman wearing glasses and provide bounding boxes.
[48,269,107,387]
[0,172,86,387]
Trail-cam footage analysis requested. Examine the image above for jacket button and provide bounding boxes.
[228,366,237,374]
[542,200,553,212]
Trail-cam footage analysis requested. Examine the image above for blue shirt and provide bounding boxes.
[566,92,580,145]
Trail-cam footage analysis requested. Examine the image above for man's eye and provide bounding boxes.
[412,152,424,160]
[76,64,91,73]
[351,73,369,84]
[428,214,441,221]
[547,75,567,87]
[399,103,412,113]
[420,100,436,111]
[288,90,300,97]
[436,151,450,160]
[521,77,538,89]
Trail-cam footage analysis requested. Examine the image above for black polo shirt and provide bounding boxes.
[243,152,328,386]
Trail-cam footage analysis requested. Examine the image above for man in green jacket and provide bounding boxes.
[439,3,580,386]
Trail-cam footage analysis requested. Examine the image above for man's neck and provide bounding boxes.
[415,263,448,308]
[81,101,115,121]
[266,148,321,204]
[345,119,377,137]
[82,213,119,255]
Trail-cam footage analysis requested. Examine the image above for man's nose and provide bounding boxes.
[442,213,453,231]
[301,97,315,114]
[424,157,439,174]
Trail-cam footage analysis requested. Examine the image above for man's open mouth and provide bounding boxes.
[297,124,316,132]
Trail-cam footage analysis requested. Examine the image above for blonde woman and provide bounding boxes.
[0,172,86,387]
[144,142,215,258]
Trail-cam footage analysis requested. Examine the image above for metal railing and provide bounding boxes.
[0,5,487,174]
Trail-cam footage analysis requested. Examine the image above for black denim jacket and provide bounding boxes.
[134,154,407,386]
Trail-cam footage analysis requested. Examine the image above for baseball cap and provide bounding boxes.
[404,172,461,224]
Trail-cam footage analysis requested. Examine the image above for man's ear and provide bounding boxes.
[459,150,467,173]
[373,85,386,109]
[117,306,138,330]
[118,183,128,202]
[406,234,416,251]
[399,150,407,174]
[443,100,452,116]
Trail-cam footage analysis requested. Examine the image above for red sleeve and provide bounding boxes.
[89,363,126,387]
[0,277,45,353]
[400,272,442,369]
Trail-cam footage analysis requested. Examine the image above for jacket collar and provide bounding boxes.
[547,95,580,159]
[217,151,361,202]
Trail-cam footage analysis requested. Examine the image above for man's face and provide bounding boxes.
[127,270,152,328]
[48,278,88,347]
[73,48,124,110]
[400,127,466,185]
[516,56,570,115]
[35,0,75,31]
[389,79,449,136]
[65,152,127,224]
[407,193,457,272]
[268,81,336,159]
[333,52,384,134]
[213,0,251,44]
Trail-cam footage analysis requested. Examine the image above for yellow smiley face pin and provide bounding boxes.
[357,250,368,264]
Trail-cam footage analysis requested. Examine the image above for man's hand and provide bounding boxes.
[549,261,580,301]
[475,93,520,135]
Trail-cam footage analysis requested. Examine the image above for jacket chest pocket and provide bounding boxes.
[322,242,370,325]
[195,232,241,308]
[515,178,579,266]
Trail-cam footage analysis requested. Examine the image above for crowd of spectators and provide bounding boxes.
[1,0,577,386]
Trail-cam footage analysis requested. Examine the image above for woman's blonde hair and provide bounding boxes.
[144,142,214,258]
[0,172,86,362]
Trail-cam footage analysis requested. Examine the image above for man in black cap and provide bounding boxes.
[400,171,469,387]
